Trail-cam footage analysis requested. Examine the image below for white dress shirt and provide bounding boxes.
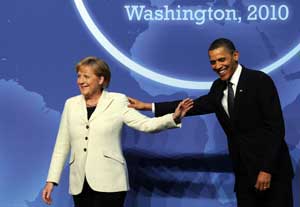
[221,64,242,116]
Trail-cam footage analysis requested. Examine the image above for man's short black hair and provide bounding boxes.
[209,38,236,54]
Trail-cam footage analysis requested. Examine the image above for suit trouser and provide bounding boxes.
[236,175,293,207]
[73,179,127,207]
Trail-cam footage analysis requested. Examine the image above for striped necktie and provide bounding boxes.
[227,81,234,117]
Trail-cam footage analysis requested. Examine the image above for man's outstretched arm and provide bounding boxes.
[128,95,215,117]
[128,97,153,111]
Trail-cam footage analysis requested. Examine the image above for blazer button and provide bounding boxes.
[83,148,87,152]
[86,125,89,129]
[85,137,88,140]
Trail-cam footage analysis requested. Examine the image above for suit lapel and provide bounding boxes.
[215,68,248,123]
[89,90,113,122]
[77,91,114,122]
[77,95,88,122]
[215,80,231,121]
[213,67,248,126]
[232,67,247,119]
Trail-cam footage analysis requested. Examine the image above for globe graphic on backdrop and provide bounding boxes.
[76,0,299,91]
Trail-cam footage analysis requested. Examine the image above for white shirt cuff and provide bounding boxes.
[152,103,155,113]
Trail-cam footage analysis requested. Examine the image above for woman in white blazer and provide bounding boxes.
[42,57,193,207]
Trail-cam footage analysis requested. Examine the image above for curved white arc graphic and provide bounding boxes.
[74,0,300,90]
[261,43,300,73]
[74,0,211,89]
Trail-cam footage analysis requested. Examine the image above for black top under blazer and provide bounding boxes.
[155,67,294,187]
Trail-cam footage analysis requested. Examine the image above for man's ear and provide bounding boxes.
[233,50,239,62]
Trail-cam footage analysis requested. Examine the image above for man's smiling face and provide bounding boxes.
[209,47,239,81]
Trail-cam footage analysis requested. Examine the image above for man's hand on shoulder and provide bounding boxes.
[128,97,152,111]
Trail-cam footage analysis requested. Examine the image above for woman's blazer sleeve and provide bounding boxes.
[47,100,71,184]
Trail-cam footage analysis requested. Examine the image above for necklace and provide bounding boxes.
[86,102,97,107]
[85,93,101,107]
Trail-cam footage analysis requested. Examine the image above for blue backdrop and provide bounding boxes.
[1,0,299,206]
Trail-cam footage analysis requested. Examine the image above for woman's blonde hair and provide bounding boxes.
[76,56,111,88]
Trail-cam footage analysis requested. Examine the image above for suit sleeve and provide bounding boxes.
[154,82,218,117]
[121,96,180,132]
[257,73,285,173]
[47,100,71,184]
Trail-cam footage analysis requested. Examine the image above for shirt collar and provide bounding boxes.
[229,64,242,86]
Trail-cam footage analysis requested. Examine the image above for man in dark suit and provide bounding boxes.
[128,38,294,207]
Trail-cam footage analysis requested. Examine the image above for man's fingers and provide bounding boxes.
[254,171,271,191]
[128,97,135,104]
[128,97,140,109]
[255,181,259,190]
[255,181,265,191]
[255,180,270,191]
[260,183,265,191]
[262,181,270,190]
[127,97,136,107]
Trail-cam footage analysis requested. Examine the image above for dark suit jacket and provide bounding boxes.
[155,67,294,187]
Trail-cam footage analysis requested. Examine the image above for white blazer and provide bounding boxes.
[47,91,179,195]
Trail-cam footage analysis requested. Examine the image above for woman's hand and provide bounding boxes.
[173,98,194,123]
[42,182,54,205]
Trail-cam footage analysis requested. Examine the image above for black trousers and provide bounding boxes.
[73,179,127,207]
[236,175,293,207]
